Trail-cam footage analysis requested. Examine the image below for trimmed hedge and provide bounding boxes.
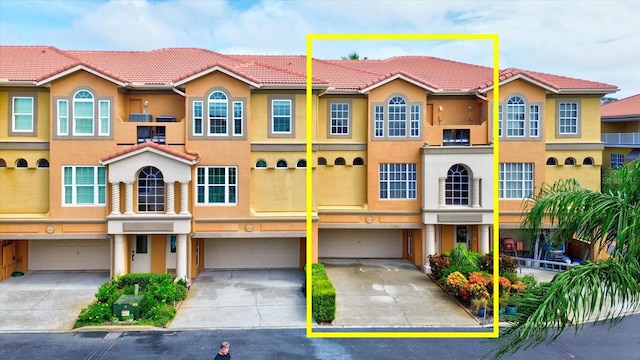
[311,263,336,323]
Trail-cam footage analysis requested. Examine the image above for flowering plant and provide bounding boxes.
[444,271,468,297]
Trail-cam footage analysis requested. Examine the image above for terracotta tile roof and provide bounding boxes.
[601,93,640,118]
[101,142,197,163]
[0,46,618,93]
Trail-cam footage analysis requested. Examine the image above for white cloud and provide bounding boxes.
[0,0,638,97]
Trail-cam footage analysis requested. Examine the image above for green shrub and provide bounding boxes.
[74,302,112,328]
[428,254,451,280]
[449,244,477,268]
[95,281,119,304]
[499,254,519,274]
[311,263,336,323]
[442,264,479,279]
[119,273,172,291]
[520,274,538,289]
[503,271,520,285]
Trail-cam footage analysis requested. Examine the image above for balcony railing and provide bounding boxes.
[602,132,640,146]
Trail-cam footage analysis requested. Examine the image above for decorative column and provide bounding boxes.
[124,182,134,215]
[424,224,436,273]
[110,182,121,215]
[438,178,446,207]
[113,234,126,277]
[180,181,189,215]
[176,234,188,281]
[166,182,175,215]
[472,178,481,208]
[479,224,490,255]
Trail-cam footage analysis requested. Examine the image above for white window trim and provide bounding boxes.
[499,163,534,199]
[57,99,69,136]
[387,96,407,138]
[73,90,95,136]
[379,163,417,199]
[12,96,34,133]
[193,100,203,136]
[529,104,540,137]
[232,101,243,136]
[374,105,384,138]
[207,91,229,136]
[271,99,292,134]
[98,100,110,136]
[558,101,579,135]
[410,104,420,137]
[196,166,238,205]
[506,96,526,138]
[329,102,350,136]
[62,166,106,206]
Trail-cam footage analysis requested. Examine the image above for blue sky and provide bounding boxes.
[1,0,639,98]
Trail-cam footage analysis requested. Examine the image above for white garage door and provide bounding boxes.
[205,238,300,269]
[319,229,403,258]
[29,239,110,271]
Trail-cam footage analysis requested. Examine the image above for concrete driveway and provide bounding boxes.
[321,258,479,328]
[0,271,109,333]
[168,269,306,329]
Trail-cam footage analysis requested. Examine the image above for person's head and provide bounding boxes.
[219,341,230,355]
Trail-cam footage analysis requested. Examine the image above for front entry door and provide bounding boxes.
[455,225,470,249]
[131,235,151,273]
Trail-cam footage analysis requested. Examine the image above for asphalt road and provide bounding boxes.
[1,315,639,360]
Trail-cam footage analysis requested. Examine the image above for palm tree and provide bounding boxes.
[341,52,367,60]
[491,160,640,359]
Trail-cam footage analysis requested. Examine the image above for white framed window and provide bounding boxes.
[138,166,164,212]
[611,153,625,169]
[498,105,503,137]
[15,159,28,168]
[193,101,203,136]
[410,104,420,137]
[12,97,34,132]
[499,163,534,199]
[379,163,417,199]
[529,104,540,137]
[255,159,267,169]
[446,164,469,205]
[98,100,110,136]
[276,159,288,169]
[272,99,292,134]
[233,101,243,136]
[559,102,578,135]
[296,159,307,168]
[374,105,384,138]
[63,166,106,205]
[196,166,237,205]
[330,102,349,135]
[506,96,525,137]
[57,99,69,135]
[208,91,228,135]
[73,90,94,135]
[388,96,407,137]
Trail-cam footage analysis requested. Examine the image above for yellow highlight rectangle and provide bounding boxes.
[305,33,500,339]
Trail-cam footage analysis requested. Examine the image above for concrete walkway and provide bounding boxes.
[168,269,306,330]
[321,259,480,328]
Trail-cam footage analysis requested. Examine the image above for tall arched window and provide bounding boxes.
[208,91,228,135]
[138,166,164,212]
[446,164,470,205]
[388,96,407,137]
[73,90,94,135]
[506,96,525,137]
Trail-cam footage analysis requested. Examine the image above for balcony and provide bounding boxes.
[601,132,640,146]
[443,129,470,146]
[424,124,490,147]
[115,118,184,145]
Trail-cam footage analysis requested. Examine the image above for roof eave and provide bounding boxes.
[0,80,38,87]
[359,74,439,94]
[259,83,330,90]
[35,64,127,87]
[556,88,619,95]
[101,146,198,166]
[173,66,261,88]
[478,74,559,94]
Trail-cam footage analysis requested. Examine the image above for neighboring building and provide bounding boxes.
[0,46,617,283]
[601,94,640,172]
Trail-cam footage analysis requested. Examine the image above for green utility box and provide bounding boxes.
[113,294,144,320]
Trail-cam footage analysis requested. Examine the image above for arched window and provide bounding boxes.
[0,159,6,168]
[138,166,164,212]
[318,157,327,166]
[388,96,407,137]
[353,157,364,166]
[15,159,28,168]
[334,157,346,166]
[255,159,267,169]
[506,96,525,137]
[276,159,288,169]
[296,159,307,168]
[546,157,558,166]
[208,91,228,135]
[445,164,469,205]
[583,157,594,166]
[37,159,49,168]
[73,90,94,135]
[565,157,576,166]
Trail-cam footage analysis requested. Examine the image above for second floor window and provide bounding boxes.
[272,99,292,134]
[499,163,533,199]
[138,166,164,212]
[388,96,407,137]
[12,97,34,133]
[63,166,106,205]
[330,102,349,135]
[506,96,525,137]
[379,163,417,199]
[74,90,94,135]
[446,164,470,205]
[196,166,237,205]
[559,102,579,135]
[208,91,228,135]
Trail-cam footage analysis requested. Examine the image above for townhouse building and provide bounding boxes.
[601,94,640,172]
[0,46,616,282]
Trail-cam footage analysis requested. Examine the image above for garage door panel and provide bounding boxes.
[205,238,299,269]
[319,229,402,258]
[29,239,110,271]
